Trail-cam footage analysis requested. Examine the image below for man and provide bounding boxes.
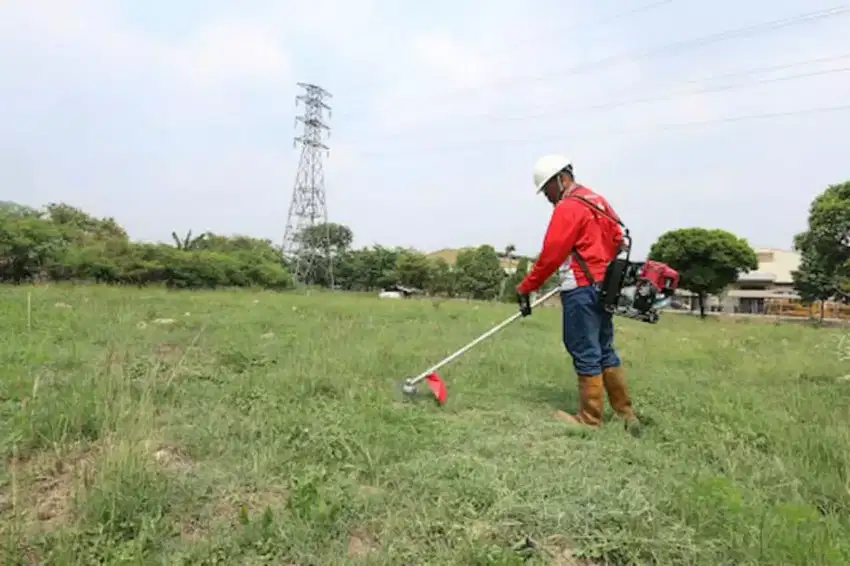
[515,154,639,433]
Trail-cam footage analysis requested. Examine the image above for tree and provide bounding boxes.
[295,222,353,255]
[0,201,40,217]
[334,245,400,291]
[45,202,128,243]
[171,229,206,250]
[791,181,850,317]
[797,181,850,271]
[291,222,354,286]
[193,233,280,263]
[790,246,835,321]
[455,245,505,300]
[393,250,432,290]
[0,213,65,282]
[516,257,529,277]
[501,256,529,303]
[426,257,457,296]
[0,201,295,290]
[648,228,758,318]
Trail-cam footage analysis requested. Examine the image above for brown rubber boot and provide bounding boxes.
[555,374,604,427]
[602,365,641,436]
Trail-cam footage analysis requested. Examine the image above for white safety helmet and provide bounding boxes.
[533,155,573,193]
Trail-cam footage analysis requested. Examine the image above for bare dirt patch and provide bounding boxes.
[151,445,193,473]
[541,535,593,566]
[2,445,97,534]
[188,484,291,529]
[153,342,184,360]
[357,485,382,497]
[176,484,289,545]
[347,530,380,558]
[468,520,495,539]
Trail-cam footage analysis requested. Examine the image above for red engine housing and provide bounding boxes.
[638,261,679,295]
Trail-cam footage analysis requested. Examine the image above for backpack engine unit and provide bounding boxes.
[570,196,680,324]
[617,258,680,323]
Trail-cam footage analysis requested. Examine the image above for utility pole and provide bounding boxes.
[282,82,334,287]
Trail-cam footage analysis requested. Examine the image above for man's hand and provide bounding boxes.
[516,289,532,317]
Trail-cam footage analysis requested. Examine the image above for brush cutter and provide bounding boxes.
[399,256,681,404]
[400,287,562,404]
[400,196,684,405]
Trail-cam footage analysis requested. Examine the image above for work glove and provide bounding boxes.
[516,290,532,317]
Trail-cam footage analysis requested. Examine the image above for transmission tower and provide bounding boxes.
[282,82,334,287]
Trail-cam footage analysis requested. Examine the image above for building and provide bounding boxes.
[723,248,800,313]
[675,248,801,314]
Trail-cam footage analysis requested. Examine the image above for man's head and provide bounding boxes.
[532,155,575,205]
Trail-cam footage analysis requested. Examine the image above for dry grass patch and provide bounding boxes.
[346,530,381,559]
[1,444,98,535]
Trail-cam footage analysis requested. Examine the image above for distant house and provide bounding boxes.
[675,248,801,314]
[723,248,800,313]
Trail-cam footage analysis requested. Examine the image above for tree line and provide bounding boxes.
[19,191,850,319]
[788,180,850,319]
[289,223,530,300]
[0,201,528,300]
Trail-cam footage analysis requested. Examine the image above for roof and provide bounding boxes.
[726,288,800,299]
[737,271,776,283]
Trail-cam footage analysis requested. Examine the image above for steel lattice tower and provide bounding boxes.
[282,82,334,287]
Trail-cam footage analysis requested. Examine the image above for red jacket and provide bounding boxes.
[517,185,624,295]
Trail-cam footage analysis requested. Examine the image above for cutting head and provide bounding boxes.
[399,373,447,405]
[401,381,418,395]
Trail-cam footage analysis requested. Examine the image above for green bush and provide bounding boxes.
[0,202,294,291]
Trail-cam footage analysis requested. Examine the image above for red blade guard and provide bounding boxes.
[425,372,447,404]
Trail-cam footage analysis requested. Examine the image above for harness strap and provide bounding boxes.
[564,194,627,286]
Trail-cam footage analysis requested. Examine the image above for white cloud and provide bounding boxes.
[279,0,378,45]
[0,0,292,92]
[170,22,292,87]
[412,35,494,88]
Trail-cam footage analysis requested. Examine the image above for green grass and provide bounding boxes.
[1,284,849,565]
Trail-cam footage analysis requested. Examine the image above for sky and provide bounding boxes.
[1,0,850,259]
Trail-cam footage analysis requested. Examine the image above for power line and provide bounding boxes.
[366,52,850,139]
[485,0,674,55]
[353,104,850,156]
[559,65,850,118]
[336,0,675,101]
[674,52,850,87]
[402,5,850,102]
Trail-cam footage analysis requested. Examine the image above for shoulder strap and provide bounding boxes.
[566,194,626,228]
[572,250,595,284]
[563,193,627,286]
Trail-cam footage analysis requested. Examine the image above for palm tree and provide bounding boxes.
[171,230,206,250]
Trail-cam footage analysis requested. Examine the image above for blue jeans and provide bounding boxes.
[560,285,621,376]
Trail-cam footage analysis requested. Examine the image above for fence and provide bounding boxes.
[763,298,850,319]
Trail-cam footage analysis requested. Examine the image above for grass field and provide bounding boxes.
[1,285,849,565]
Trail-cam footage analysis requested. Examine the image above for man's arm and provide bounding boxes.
[517,202,586,295]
